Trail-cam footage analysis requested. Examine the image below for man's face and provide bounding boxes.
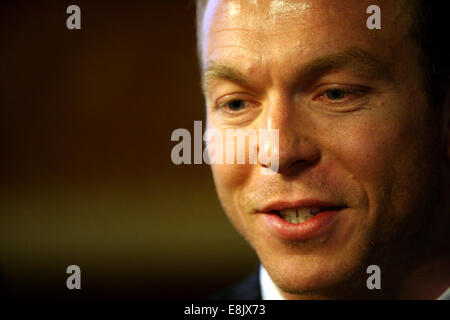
[201,0,447,297]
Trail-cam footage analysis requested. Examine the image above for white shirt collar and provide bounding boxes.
[259,264,450,300]
[259,265,285,300]
[437,286,450,300]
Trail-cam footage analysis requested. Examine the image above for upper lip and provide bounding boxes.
[259,200,345,213]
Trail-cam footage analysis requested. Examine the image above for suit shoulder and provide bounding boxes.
[210,268,261,300]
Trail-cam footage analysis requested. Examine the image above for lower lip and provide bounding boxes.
[261,209,344,241]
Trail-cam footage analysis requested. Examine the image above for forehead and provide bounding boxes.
[200,0,411,67]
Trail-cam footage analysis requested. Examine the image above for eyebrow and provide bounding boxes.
[201,47,392,93]
[202,62,247,93]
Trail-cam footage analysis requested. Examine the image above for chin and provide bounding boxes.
[259,243,370,298]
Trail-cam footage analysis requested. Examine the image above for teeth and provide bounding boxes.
[279,207,320,224]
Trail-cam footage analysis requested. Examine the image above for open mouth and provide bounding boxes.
[269,206,345,224]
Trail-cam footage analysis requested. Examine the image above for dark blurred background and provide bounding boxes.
[0,0,258,299]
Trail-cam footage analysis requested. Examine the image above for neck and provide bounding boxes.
[396,182,450,299]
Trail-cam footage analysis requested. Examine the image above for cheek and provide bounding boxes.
[324,114,403,211]
[209,125,257,233]
[211,162,250,193]
[208,129,252,186]
[324,109,427,218]
[335,124,393,181]
[208,123,258,198]
[211,162,253,239]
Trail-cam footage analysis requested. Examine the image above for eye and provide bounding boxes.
[316,87,366,105]
[225,99,246,111]
[217,98,255,113]
[326,88,346,100]
[213,94,261,124]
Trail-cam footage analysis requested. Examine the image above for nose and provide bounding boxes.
[258,94,321,175]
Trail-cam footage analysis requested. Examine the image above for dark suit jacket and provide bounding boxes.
[211,267,261,300]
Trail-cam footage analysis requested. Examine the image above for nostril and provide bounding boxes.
[282,158,318,176]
